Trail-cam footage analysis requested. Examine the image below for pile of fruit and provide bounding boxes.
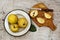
[8,14,28,32]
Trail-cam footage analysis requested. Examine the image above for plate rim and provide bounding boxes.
[3,9,31,37]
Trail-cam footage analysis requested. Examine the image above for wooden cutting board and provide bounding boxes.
[29,3,56,31]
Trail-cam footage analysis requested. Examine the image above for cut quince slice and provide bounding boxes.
[44,13,52,19]
[30,10,38,18]
[36,17,45,24]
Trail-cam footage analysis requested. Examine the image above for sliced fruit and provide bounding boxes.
[44,12,52,19]
[10,24,19,32]
[36,17,45,24]
[18,18,28,28]
[30,10,38,18]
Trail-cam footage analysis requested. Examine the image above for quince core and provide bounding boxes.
[30,10,38,18]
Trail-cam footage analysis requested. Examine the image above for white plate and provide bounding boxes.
[4,9,31,36]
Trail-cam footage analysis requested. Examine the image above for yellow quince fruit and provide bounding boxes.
[18,18,28,28]
[8,14,18,24]
[10,24,19,32]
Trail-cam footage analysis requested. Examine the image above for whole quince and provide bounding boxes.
[18,18,28,28]
[10,24,19,32]
[8,14,18,24]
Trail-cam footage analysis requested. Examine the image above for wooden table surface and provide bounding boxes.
[0,0,60,40]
